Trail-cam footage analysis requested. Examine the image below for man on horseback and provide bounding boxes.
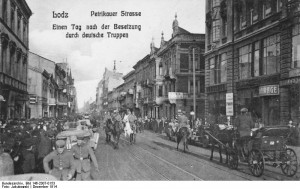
[175,111,190,134]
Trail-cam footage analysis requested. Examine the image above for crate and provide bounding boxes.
[252,136,286,151]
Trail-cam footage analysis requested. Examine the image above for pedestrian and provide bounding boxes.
[128,110,137,144]
[43,140,75,181]
[21,138,36,174]
[71,134,99,181]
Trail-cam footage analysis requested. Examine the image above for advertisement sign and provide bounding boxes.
[259,85,279,96]
[226,93,233,116]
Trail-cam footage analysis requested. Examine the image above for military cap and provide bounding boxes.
[241,108,248,112]
[55,140,65,148]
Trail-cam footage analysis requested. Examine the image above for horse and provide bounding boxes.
[176,127,190,153]
[208,124,235,164]
[105,119,123,149]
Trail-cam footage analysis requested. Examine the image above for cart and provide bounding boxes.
[229,126,298,177]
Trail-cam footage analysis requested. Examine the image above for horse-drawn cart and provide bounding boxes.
[206,125,298,177]
[245,126,298,177]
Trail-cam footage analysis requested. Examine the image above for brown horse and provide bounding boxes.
[208,124,235,164]
[105,119,122,149]
[176,127,190,153]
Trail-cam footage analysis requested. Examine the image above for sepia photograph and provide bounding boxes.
[0,0,300,184]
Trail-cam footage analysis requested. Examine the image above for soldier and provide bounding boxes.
[43,140,75,181]
[176,111,189,133]
[71,134,99,181]
[113,110,123,128]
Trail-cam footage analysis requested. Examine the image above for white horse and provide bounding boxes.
[123,114,133,137]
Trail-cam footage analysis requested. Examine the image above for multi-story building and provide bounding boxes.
[205,0,300,125]
[56,63,77,116]
[97,65,123,115]
[28,52,56,118]
[156,15,205,120]
[0,0,32,119]
[122,70,135,113]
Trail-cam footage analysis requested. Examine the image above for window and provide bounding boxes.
[180,53,189,72]
[292,24,300,68]
[1,44,7,73]
[190,53,199,71]
[158,86,163,97]
[212,20,220,42]
[220,53,227,83]
[159,62,163,76]
[2,0,7,22]
[209,57,215,85]
[222,18,227,36]
[254,41,260,77]
[11,5,15,32]
[277,0,283,12]
[17,14,21,37]
[263,34,280,75]
[23,21,27,44]
[239,45,252,79]
[200,76,205,93]
[189,80,200,94]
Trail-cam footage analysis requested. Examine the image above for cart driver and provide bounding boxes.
[234,108,255,157]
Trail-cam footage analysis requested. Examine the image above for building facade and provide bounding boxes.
[205,0,300,125]
[156,15,206,120]
[0,0,32,119]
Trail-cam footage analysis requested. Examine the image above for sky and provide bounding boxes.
[26,0,206,109]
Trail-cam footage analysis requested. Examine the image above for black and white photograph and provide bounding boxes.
[0,0,300,184]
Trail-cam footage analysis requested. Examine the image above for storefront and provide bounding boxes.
[280,76,300,124]
[236,85,280,126]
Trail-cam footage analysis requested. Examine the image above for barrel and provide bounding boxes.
[0,151,14,177]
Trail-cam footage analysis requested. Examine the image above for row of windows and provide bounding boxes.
[179,53,205,73]
[1,0,29,45]
[209,53,227,85]
[239,34,280,80]
[0,42,27,83]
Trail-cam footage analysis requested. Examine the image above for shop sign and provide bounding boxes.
[226,93,234,116]
[280,77,300,86]
[168,92,188,100]
[259,85,279,96]
[29,96,37,104]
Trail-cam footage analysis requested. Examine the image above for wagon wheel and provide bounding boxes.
[280,148,298,177]
[228,146,239,170]
[248,149,265,177]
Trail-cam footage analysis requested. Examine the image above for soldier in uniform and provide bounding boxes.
[71,134,99,181]
[43,140,75,181]
[176,111,189,133]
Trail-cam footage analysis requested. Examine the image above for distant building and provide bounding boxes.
[96,64,123,115]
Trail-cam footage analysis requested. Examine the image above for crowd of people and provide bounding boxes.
[0,116,100,180]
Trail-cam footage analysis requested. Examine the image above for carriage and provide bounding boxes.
[221,126,298,177]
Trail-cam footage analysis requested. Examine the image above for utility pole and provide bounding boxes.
[193,48,196,124]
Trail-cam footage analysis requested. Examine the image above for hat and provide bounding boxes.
[241,108,248,112]
[23,138,35,148]
[55,140,65,148]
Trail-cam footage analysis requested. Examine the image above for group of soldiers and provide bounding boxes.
[0,117,100,181]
